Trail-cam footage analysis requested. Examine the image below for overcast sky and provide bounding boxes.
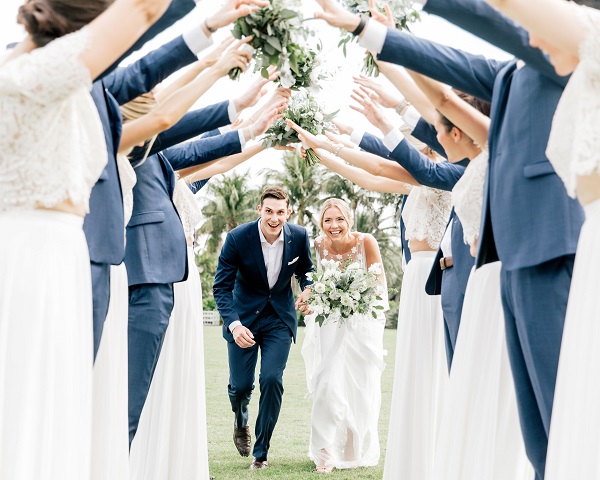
[1,1,511,181]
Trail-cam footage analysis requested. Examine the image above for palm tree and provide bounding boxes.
[260,151,325,236]
[197,172,260,254]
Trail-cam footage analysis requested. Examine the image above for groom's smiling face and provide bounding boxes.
[258,198,291,242]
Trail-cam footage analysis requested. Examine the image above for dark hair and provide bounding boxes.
[17,0,112,48]
[439,89,491,133]
[571,0,600,7]
[260,186,290,207]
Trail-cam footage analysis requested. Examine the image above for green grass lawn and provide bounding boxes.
[204,325,397,480]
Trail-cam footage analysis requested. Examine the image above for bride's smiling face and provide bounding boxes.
[322,207,349,241]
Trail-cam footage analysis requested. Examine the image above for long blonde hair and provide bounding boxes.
[319,198,354,233]
[120,91,158,167]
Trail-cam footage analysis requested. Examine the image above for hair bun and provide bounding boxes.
[17,0,70,47]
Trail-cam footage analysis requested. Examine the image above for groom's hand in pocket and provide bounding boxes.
[233,325,256,348]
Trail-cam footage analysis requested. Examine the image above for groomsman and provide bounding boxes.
[314,0,584,477]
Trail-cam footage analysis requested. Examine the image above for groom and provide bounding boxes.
[214,186,314,470]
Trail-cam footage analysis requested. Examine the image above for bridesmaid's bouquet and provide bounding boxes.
[306,259,386,327]
[262,93,338,166]
[229,0,318,88]
[338,0,420,76]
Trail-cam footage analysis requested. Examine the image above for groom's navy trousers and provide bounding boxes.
[227,303,292,461]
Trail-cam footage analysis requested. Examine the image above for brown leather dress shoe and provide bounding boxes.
[249,457,269,470]
[233,425,251,457]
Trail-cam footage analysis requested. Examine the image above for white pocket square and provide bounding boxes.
[288,257,299,265]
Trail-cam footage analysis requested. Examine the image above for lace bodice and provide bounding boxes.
[0,28,107,212]
[452,150,489,246]
[173,179,202,240]
[546,5,600,198]
[401,185,452,249]
[116,155,137,227]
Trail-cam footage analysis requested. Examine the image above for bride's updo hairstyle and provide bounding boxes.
[17,0,112,48]
[319,198,354,233]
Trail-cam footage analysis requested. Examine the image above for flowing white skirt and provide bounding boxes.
[130,247,209,480]
[432,262,533,480]
[91,263,129,480]
[382,251,447,480]
[0,210,93,480]
[545,199,600,479]
[302,304,386,469]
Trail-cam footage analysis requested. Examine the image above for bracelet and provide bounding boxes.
[395,99,411,116]
[333,143,344,157]
[204,18,217,34]
[351,14,368,37]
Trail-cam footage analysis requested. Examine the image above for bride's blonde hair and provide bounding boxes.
[319,198,354,232]
[120,91,158,167]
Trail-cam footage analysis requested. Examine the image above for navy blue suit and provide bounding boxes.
[358,133,412,266]
[214,221,313,460]
[412,117,446,158]
[388,139,471,367]
[125,131,242,442]
[86,35,200,358]
[378,1,584,475]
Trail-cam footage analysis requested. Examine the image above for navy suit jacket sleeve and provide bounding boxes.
[161,130,242,171]
[424,0,567,86]
[188,178,210,194]
[378,30,504,103]
[358,132,391,157]
[295,229,315,291]
[389,138,465,191]
[213,232,241,328]
[412,117,447,158]
[97,0,196,79]
[147,101,231,157]
[103,35,198,105]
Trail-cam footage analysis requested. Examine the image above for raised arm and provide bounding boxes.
[177,143,266,182]
[408,70,490,148]
[483,0,588,57]
[118,40,252,153]
[317,151,411,194]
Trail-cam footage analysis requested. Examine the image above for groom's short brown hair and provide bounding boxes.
[260,186,290,207]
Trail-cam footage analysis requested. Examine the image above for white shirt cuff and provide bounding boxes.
[402,106,421,132]
[182,25,214,57]
[238,130,246,149]
[229,320,242,332]
[415,0,427,5]
[349,128,365,146]
[358,19,387,55]
[227,101,238,123]
[219,125,232,134]
[383,128,405,152]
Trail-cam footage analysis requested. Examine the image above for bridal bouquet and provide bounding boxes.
[262,93,338,166]
[230,0,316,87]
[338,0,420,76]
[306,259,386,327]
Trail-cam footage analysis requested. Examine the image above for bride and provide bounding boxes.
[301,198,388,473]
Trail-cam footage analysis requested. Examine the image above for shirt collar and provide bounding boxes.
[258,220,285,246]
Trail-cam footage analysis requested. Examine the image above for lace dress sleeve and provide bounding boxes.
[545,5,600,197]
[116,155,137,227]
[0,28,93,104]
[173,179,203,240]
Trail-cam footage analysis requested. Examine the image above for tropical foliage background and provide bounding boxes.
[195,151,404,328]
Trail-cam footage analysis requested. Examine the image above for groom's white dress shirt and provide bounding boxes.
[228,221,285,333]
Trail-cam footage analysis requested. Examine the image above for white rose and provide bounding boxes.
[314,282,326,294]
[314,111,323,122]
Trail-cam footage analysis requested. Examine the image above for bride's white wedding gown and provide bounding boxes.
[302,233,387,470]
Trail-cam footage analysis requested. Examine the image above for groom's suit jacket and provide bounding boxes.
[124,131,242,287]
[376,0,584,270]
[214,221,314,343]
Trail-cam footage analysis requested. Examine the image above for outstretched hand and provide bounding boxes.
[368,0,394,28]
[201,37,236,68]
[207,0,269,31]
[248,99,288,140]
[213,37,253,76]
[285,120,330,151]
[353,74,402,109]
[350,87,394,135]
[314,0,361,31]
[235,66,281,111]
